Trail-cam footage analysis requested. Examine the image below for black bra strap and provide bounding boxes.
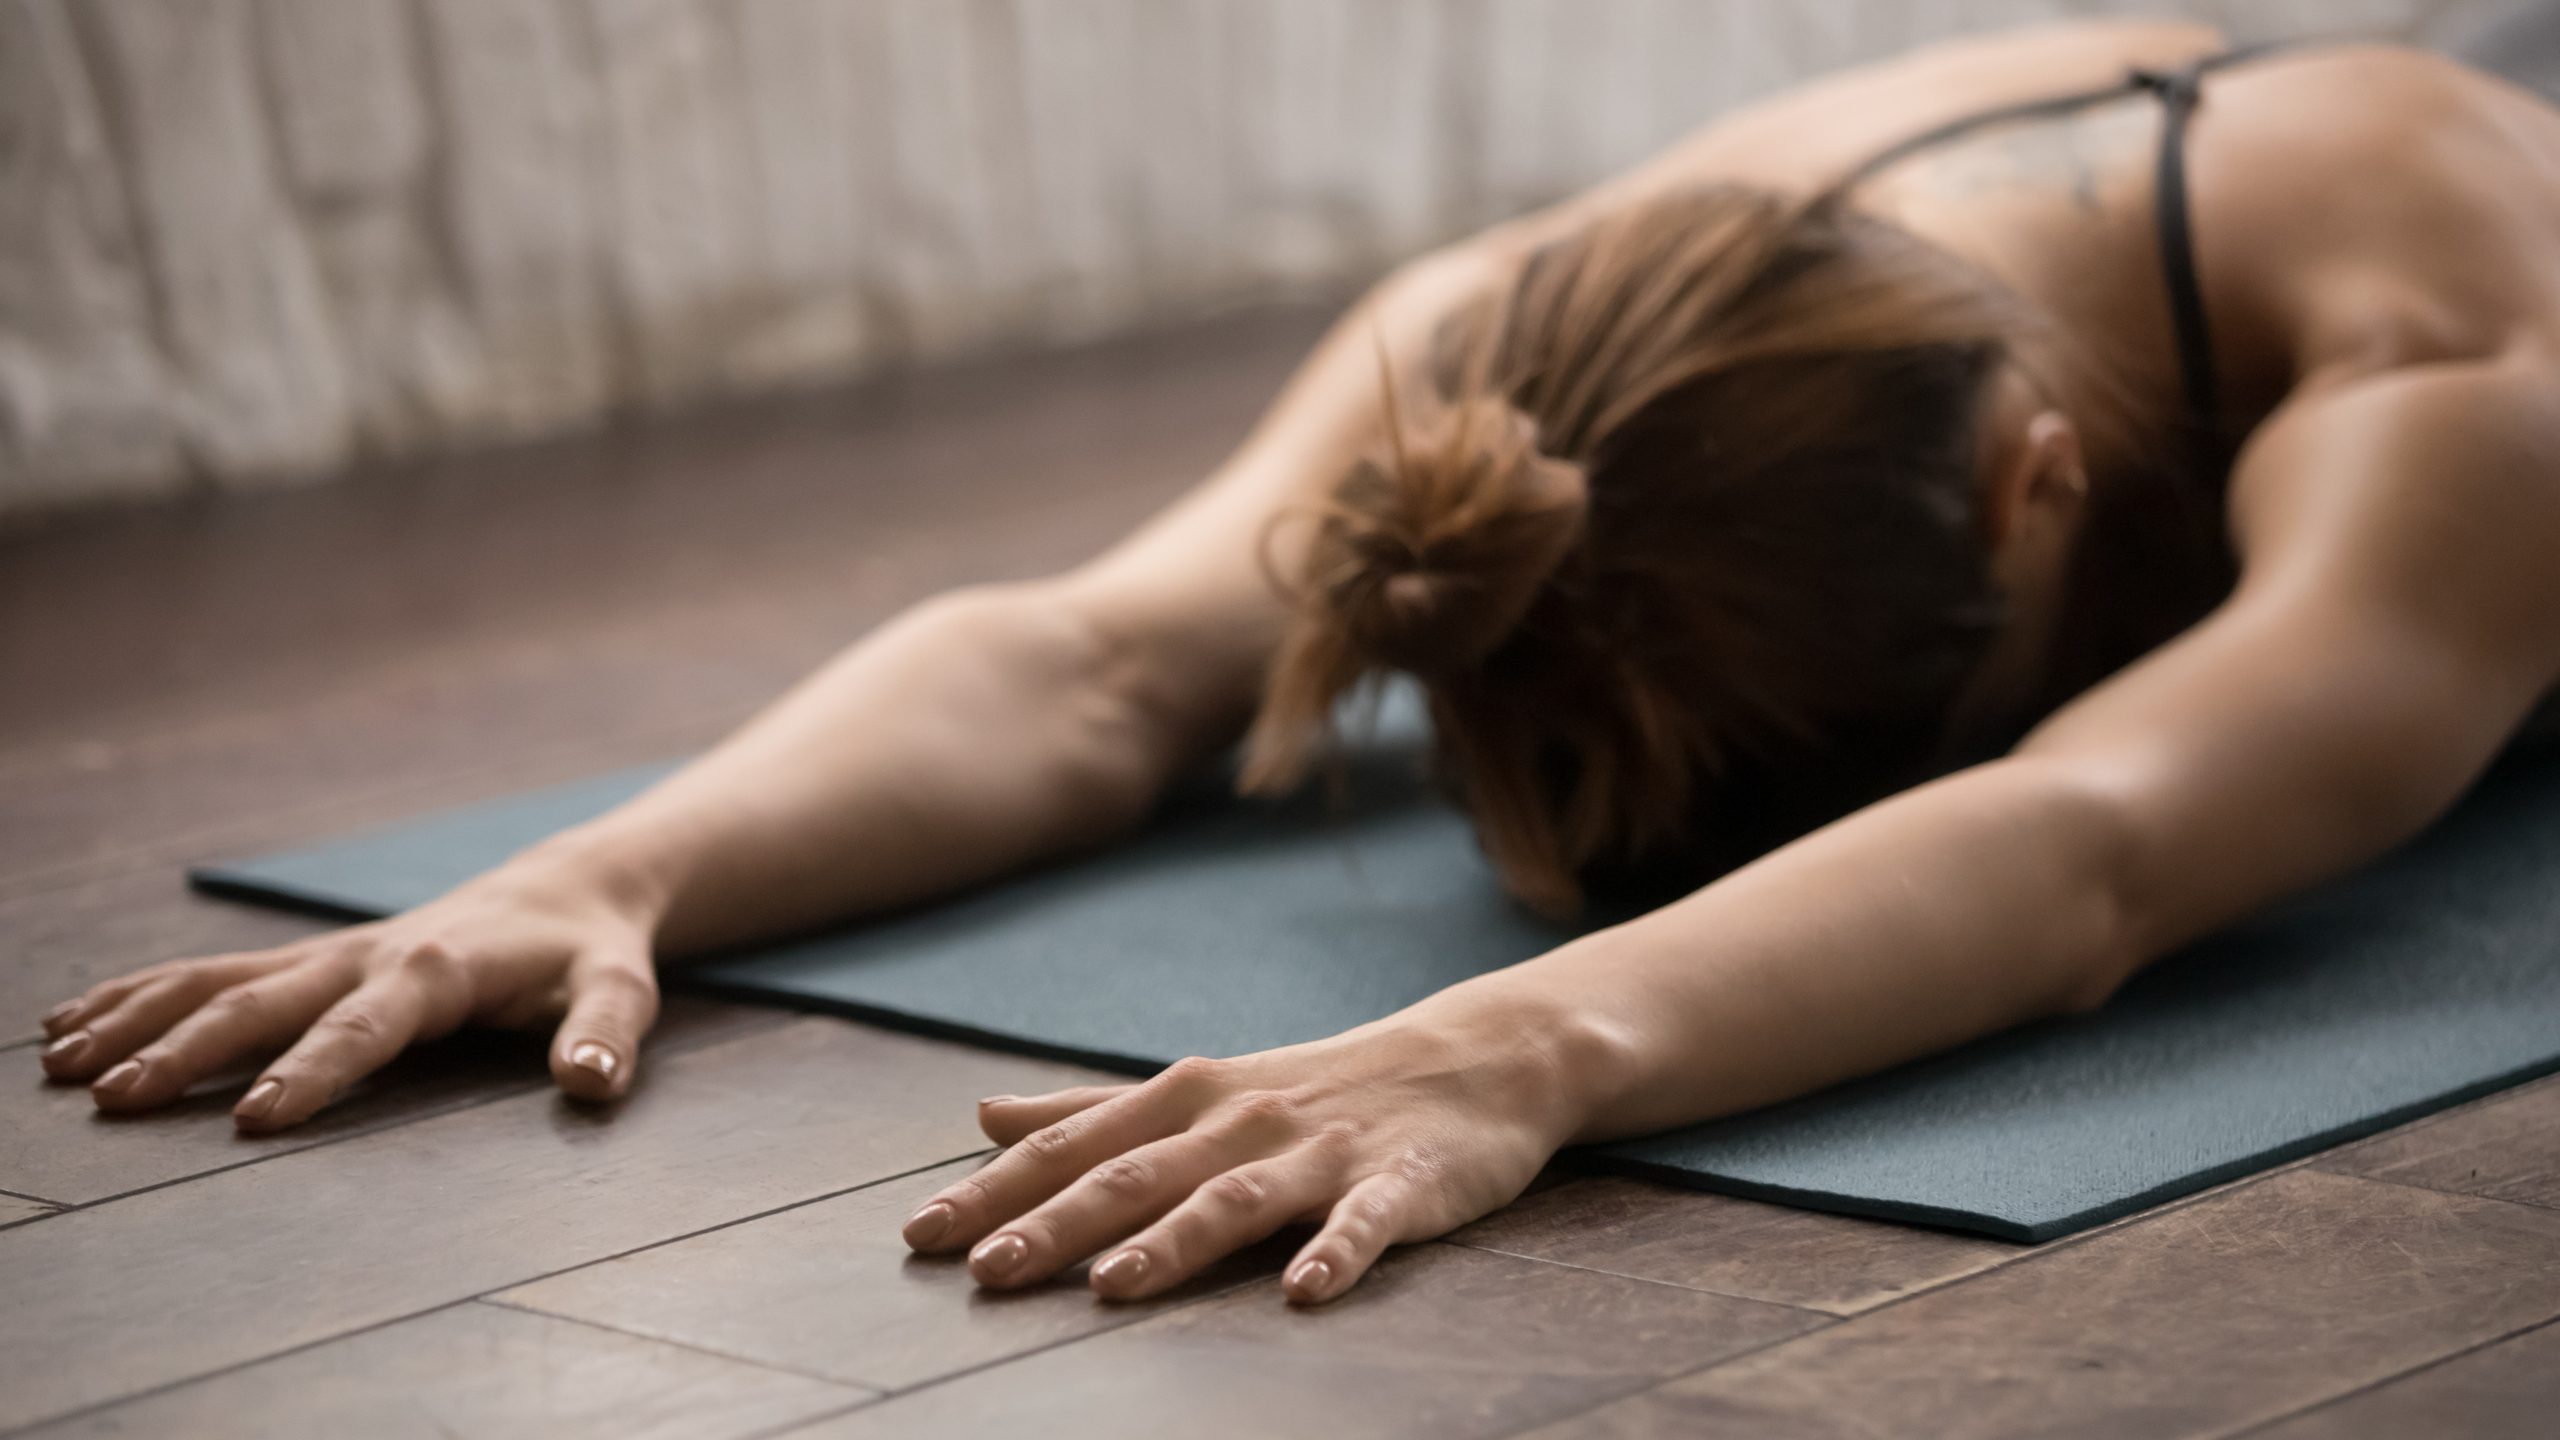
[1837,39,2314,450]
[2128,59,2221,444]
[2127,40,2301,443]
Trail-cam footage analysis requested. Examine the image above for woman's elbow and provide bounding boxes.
[899,582,1183,838]
[2020,763,2163,1018]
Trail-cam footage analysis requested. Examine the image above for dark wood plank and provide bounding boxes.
[788,1244,1829,1439]
[0,308,1324,893]
[2247,1318,2560,1439]
[2316,1073,2560,1212]
[0,1017,1105,1431]
[0,656,776,901]
[1515,1169,2560,1439]
[0,311,1325,1042]
[0,603,833,901]
[1447,1175,2019,1314]
[0,996,785,1205]
[0,305,1318,748]
[21,1300,866,1440]
[498,1155,1285,1392]
[0,512,1108,1041]
[0,871,336,1044]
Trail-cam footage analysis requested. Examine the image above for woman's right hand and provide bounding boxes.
[36,845,667,1131]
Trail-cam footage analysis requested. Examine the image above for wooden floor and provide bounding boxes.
[4,307,2557,1439]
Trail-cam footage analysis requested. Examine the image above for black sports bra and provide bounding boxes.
[1838,41,2300,451]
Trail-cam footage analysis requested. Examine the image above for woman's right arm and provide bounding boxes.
[36,243,1510,1131]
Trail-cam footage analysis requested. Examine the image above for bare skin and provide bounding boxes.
[40,22,2560,1304]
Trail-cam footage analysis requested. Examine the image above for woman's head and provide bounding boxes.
[1241,183,2100,913]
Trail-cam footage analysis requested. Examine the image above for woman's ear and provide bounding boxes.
[1982,408,2086,549]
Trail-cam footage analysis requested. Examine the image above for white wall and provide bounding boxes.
[0,0,2466,516]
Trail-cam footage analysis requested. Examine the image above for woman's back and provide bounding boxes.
[1527,22,2560,477]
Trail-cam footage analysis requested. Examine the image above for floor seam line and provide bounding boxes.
[468,1149,999,1307]
[2218,1310,2560,1439]
[1480,1307,1849,1440]
[0,1295,489,1438]
[1434,1239,1843,1320]
[0,1147,991,1437]
[1460,1156,2392,1438]
[807,1268,1284,1413]
[1754,1143,2390,1323]
[1483,1181,2560,1440]
[6,1012,795,1214]
[741,1395,879,1440]
[468,1298,882,1396]
[2306,1165,2560,1216]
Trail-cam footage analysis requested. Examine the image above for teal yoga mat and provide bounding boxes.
[191,704,2560,1241]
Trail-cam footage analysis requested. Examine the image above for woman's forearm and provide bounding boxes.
[522,583,1171,958]
[507,240,1523,963]
[1432,757,2146,1143]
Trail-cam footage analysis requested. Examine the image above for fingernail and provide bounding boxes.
[1286,1258,1334,1301]
[43,1001,79,1030]
[92,1058,143,1096]
[568,1042,619,1082]
[41,1030,91,1068]
[976,1095,1017,1108]
[903,1201,955,1249]
[235,1077,285,1123]
[1092,1248,1151,1295]
[971,1232,1029,1282]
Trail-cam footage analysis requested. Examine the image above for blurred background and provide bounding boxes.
[1,0,2529,524]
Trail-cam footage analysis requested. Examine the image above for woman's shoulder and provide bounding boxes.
[1537,18,2228,220]
[2204,46,2560,397]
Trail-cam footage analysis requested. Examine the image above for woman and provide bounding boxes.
[38,21,2560,1306]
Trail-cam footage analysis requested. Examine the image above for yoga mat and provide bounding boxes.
[192,699,2560,1242]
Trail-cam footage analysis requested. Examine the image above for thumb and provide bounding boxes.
[551,937,660,1102]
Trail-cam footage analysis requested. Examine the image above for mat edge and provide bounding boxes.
[191,865,2560,1245]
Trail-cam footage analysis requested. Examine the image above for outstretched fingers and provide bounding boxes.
[1283,1171,1424,1305]
[1087,1153,1338,1301]
[41,954,285,1083]
[961,1130,1268,1290]
[42,973,145,1041]
[85,960,357,1113]
[903,1070,1215,1258]
[550,942,659,1102]
[230,961,452,1132]
[975,1085,1134,1145]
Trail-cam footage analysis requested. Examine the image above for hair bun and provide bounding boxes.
[1322,395,1589,674]
[1239,391,1589,806]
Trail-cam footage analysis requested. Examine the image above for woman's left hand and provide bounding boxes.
[898,990,1603,1305]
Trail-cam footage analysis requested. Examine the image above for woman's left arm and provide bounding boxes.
[903,356,2560,1304]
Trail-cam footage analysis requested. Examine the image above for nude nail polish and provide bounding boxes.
[92,1059,143,1096]
[972,1232,1029,1281]
[41,1030,91,1068]
[1092,1248,1151,1295]
[43,1001,79,1030]
[903,1201,955,1248]
[976,1095,1018,1108]
[568,1042,619,1082]
[235,1077,285,1123]
[1286,1258,1334,1301]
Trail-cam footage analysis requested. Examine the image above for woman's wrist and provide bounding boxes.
[506,814,693,936]
[1402,949,1654,1147]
